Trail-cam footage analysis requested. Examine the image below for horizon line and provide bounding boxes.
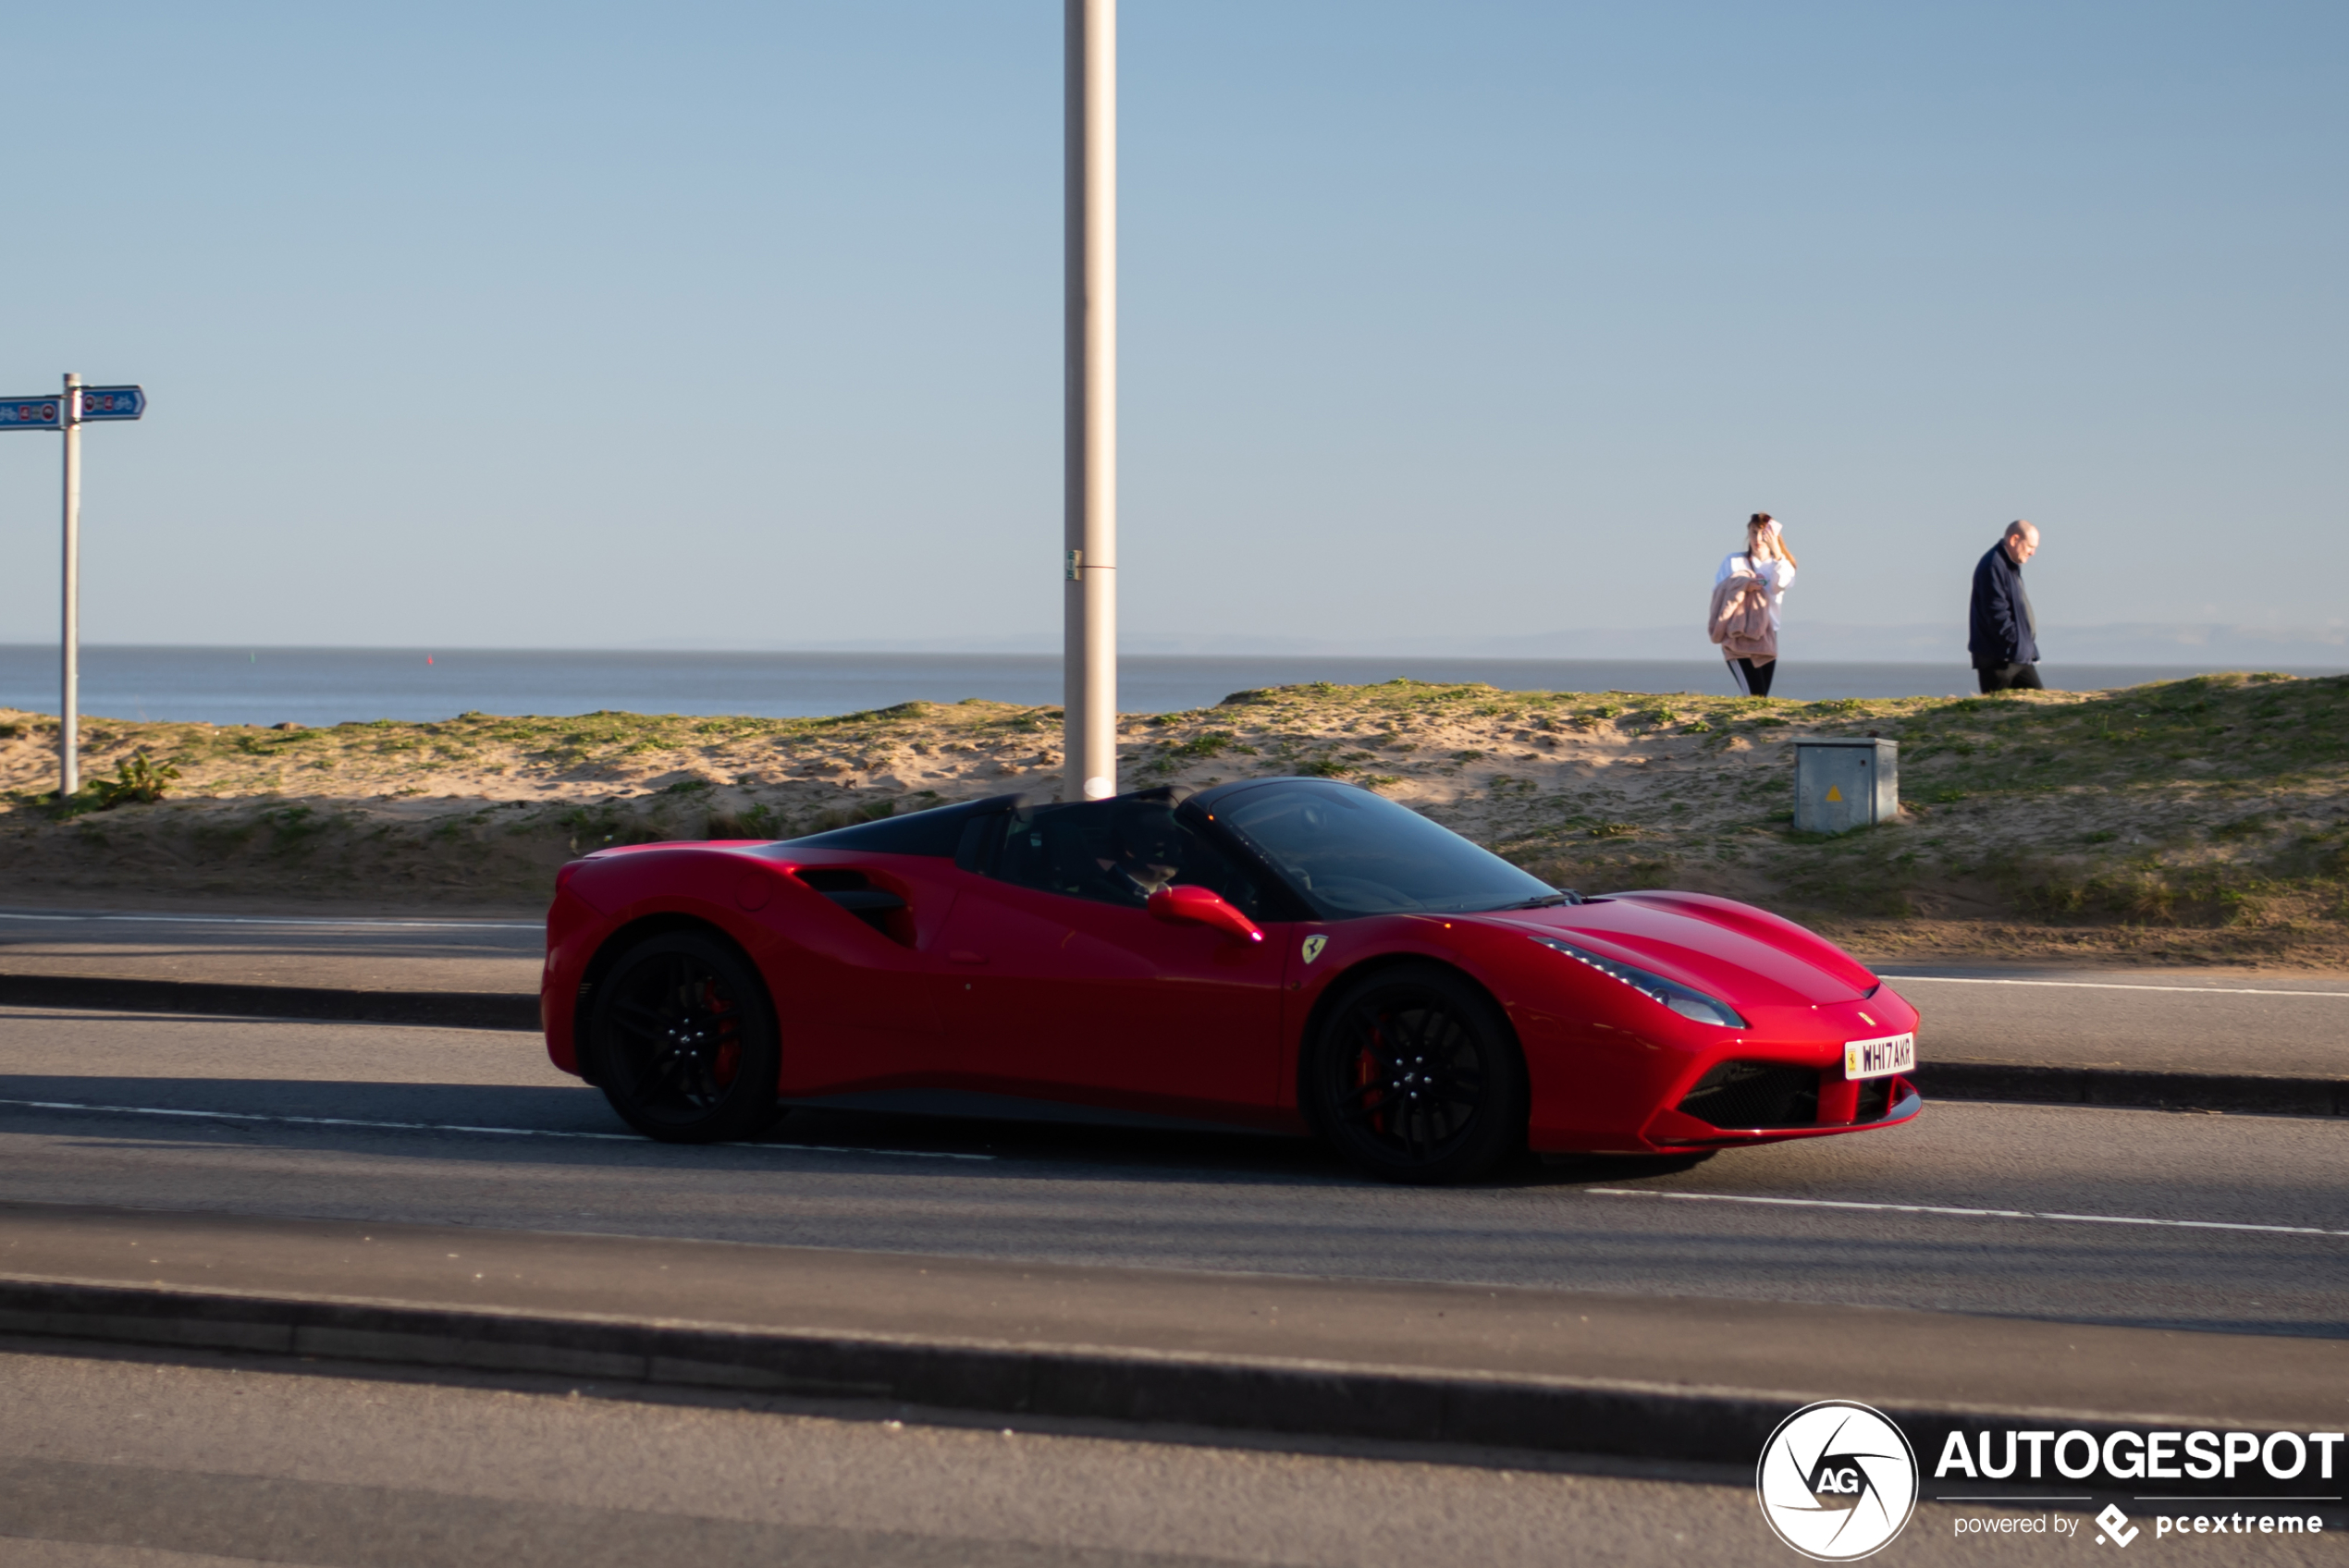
[0,641,2343,674]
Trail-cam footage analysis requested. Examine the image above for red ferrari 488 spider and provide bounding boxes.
[541,778,1920,1183]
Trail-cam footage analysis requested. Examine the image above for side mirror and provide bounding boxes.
[1147,884,1264,944]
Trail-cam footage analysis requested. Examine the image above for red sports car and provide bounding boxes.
[541,778,1921,1183]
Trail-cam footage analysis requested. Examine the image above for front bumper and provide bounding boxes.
[1640,1069,1922,1148]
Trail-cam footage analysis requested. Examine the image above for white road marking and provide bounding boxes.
[0,1096,993,1160]
[1879,974,2349,998]
[0,912,540,932]
[1583,1187,2349,1240]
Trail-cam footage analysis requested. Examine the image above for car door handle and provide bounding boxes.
[949,949,990,965]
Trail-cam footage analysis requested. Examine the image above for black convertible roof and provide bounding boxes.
[780,778,1355,858]
[778,793,1019,857]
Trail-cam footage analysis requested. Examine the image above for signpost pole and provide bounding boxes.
[58,373,82,800]
[1,377,134,797]
[1064,0,1117,803]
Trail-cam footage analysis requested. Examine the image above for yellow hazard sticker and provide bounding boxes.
[1826,785,1843,802]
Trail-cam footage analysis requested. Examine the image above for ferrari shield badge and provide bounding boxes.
[1300,935,1327,965]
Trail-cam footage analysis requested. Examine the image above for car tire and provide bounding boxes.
[583,929,781,1144]
[1303,963,1528,1185]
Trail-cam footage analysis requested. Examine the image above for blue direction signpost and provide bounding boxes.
[0,397,64,430]
[78,386,145,422]
[1,374,146,797]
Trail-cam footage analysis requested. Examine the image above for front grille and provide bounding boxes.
[1676,1061,1820,1130]
[1854,1075,1894,1123]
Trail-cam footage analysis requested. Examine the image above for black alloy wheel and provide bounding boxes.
[1304,964,1528,1184]
[583,930,781,1143]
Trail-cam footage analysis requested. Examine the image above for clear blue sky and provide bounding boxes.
[2,2,2342,651]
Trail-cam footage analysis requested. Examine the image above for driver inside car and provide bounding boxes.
[1093,801,1184,903]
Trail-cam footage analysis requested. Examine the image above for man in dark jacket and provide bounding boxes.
[1969,521,2043,692]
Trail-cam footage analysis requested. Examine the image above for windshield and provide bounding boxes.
[1211,780,1559,916]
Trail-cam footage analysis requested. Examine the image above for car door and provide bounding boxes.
[934,797,1290,1123]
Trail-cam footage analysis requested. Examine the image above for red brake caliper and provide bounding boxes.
[706,980,741,1088]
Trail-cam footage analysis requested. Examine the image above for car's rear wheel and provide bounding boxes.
[1304,964,1528,1184]
[583,930,779,1143]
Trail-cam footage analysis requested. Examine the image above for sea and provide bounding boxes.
[1,645,2341,729]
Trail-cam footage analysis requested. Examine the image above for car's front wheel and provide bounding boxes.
[1303,964,1528,1184]
[583,930,780,1143]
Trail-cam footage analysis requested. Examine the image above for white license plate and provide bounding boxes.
[1843,1033,1916,1081]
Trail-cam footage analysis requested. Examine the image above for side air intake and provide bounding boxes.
[793,868,912,944]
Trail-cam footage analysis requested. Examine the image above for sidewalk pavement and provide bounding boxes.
[2,1201,2342,1476]
[1872,963,2349,1077]
[0,908,540,995]
[3,908,2346,1114]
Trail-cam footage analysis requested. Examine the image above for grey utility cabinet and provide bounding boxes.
[1793,738,1899,833]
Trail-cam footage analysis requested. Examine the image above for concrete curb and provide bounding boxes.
[1912,1062,2349,1118]
[4,973,2342,1118]
[0,1276,1788,1464]
[0,1275,2321,1492]
[0,974,538,1033]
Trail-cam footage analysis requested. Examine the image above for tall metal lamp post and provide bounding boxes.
[1064,0,1117,802]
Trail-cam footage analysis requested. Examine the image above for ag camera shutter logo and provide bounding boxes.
[1757,1401,1919,1560]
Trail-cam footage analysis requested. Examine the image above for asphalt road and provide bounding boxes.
[3,1005,2343,1337]
[5,967,2345,1565]
[2,1343,2326,1568]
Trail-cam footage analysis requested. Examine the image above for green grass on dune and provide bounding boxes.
[3,671,2344,950]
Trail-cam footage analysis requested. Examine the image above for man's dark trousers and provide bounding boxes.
[1978,662,2045,693]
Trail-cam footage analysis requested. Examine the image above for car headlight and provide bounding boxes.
[1528,935,1748,1028]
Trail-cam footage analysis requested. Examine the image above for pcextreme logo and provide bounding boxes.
[1757,1401,1920,1561]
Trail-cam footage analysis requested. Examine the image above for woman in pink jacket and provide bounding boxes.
[1715,513,1797,696]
